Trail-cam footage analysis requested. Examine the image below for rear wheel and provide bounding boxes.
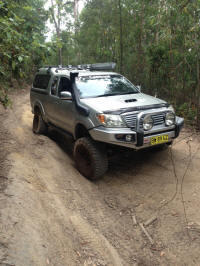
[74,137,108,180]
[32,113,47,134]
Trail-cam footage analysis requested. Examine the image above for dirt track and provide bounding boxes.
[1,88,200,266]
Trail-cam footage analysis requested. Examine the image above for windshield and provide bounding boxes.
[76,75,139,99]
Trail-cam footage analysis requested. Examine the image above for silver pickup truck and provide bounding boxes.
[30,63,184,180]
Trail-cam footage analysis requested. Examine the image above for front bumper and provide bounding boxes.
[89,116,184,150]
[174,116,184,138]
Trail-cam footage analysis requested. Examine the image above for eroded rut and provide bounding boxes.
[1,89,200,266]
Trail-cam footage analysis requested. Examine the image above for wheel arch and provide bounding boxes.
[75,123,90,140]
[33,101,45,117]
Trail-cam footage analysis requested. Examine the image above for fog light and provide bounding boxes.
[115,134,124,140]
[115,134,135,142]
[125,134,132,142]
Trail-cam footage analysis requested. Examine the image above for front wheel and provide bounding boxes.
[74,137,108,180]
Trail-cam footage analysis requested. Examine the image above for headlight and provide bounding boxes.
[97,114,125,127]
[143,115,153,130]
[165,112,175,126]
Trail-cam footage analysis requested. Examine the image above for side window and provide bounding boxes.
[51,77,59,96]
[33,74,51,90]
[58,77,72,97]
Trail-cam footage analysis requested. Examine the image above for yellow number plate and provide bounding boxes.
[151,135,168,145]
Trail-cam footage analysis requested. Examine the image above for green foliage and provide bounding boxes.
[0,93,12,108]
[176,103,197,125]
[0,84,12,108]
[65,0,200,126]
[0,0,49,83]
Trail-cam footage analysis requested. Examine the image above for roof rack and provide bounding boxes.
[80,62,116,71]
[40,62,116,73]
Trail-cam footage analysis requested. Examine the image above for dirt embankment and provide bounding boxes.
[0,88,200,266]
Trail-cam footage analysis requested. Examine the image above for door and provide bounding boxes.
[51,76,75,133]
[45,76,60,126]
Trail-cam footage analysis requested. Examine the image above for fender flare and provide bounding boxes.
[33,100,46,119]
[74,120,95,139]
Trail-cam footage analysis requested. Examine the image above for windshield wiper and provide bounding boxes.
[94,93,118,98]
[118,91,139,95]
[94,92,138,98]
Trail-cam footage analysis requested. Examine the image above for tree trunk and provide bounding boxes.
[196,51,200,129]
[74,0,78,22]
[137,0,145,86]
[118,0,123,73]
[58,47,62,66]
[74,0,80,63]
[50,0,62,66]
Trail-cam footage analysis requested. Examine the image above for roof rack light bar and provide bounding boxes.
[80,62,116,71]
[90,62,116,71]
[41,62,116,72]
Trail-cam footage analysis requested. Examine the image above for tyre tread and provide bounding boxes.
[33,113,47,134]
[74,137,108,180]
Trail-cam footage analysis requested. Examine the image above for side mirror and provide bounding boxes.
[137,85,141,92]
[60,91,72,100]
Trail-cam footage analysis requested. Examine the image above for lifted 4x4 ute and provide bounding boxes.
[30,63,184,180]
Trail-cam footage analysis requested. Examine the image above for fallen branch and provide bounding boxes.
[132,215,137,226]
[144,216,157,227]
[139,223,154,245]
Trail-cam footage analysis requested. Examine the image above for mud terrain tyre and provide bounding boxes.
[32,113,47,134]
[74,137,108,180]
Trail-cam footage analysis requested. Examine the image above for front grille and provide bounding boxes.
[140,112,165,129]
[123,112,166,130]
[152,113,165,126]
[123,113,138,129]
